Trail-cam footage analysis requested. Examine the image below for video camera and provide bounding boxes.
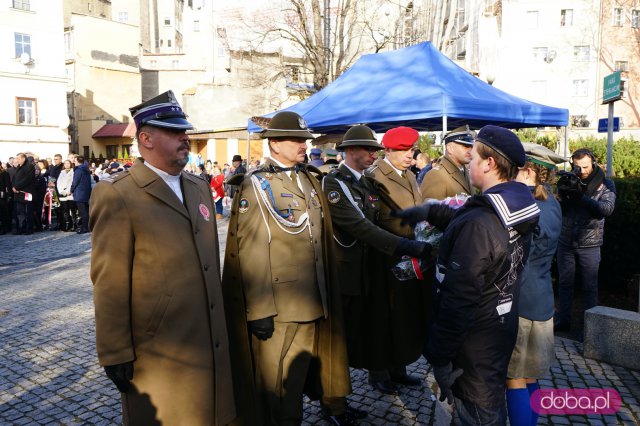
[556,166,582,200]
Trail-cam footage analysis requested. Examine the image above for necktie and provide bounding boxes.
[401,171,407,180]
[290,171,299,188]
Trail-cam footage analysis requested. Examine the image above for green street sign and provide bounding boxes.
[603,71,621,103]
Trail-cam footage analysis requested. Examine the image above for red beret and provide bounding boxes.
[381,126,419,150]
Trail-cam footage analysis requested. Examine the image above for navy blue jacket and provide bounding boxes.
[71,163,92,202]
[518,186,561,321]
[425,181,539,408]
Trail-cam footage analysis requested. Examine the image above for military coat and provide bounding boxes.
[222,159,351,401]
[322,164,403,367]
[365,158,428,369]
[420,154,472,201]
[90,159,245,425]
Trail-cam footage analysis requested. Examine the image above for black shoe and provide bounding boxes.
[368,379,399,395]
[77,229,89,234]
[326,412,359,426]
[345,406,367,420]
[390,373,423,387]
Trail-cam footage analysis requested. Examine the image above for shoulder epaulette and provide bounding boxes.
[226,173,245,186]
[99,170,130,184]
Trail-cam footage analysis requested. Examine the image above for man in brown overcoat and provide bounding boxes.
[420,126,474,200]
[366,126,429,394]
[90,90,251,425]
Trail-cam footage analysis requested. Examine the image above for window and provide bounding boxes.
[17,98,36,125]
[532,47,548,62]
[149,59,157,67]
[574,45,590,61]
[561,9,573,27]
[118,11,128,23]
[194,20,200,32]
[172,60,179,69]
[12,0,30,11]
[572,79,588,96]
[526,11,539,29]
[632,10,640,28]
[621,80,627,98]
[164,17,171,25]
[14,33,31,58]
[613,8,624,26]
[167,39,172,47]
[106,145,118,159]
[615,60,629,72]
[64,31,72,54]
[217,43,225,57]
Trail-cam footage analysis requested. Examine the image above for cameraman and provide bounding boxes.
[555,148,616,334]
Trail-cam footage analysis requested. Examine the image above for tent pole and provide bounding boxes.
[246,132,251,165]
[564,126,568,166]
[442,114,447,153]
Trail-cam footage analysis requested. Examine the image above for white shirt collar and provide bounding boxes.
[342,163,363,181]
[383,157,405,177]
[144,160,183,203]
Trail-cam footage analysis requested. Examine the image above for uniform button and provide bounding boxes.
[210,303,214,310]
[203,264,209,271]
[314,239,318,244]
[230,253,236,258]
[194,229,199,235]
[315,257,318,261]
[230,231,235,236]
[274,277,279,282]
[215,341,220,348]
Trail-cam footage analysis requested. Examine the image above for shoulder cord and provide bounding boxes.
[250,174,309,236]
[322,175,359,248]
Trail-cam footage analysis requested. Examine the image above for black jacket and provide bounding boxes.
[425,181,539,408]
[559,167,616,248]
[11,162,36,203]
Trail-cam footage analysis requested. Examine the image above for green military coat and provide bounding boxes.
[365,158,429,369]
[322,164,403,366]
[90,159,245,425]
[222,159,351,402]
[420,154,472,201]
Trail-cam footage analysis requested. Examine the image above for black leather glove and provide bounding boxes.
[392,203,431,227]
[432,362,463,404]
[104,361,134,393]
[249,316,275,341]
[395,238,432,259]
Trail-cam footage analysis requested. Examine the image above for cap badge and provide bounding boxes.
[298,116,308,129]
[199,203,210,221]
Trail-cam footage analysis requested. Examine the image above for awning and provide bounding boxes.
[92,122,136,138]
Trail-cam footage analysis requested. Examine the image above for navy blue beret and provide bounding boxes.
[475,125,526,167]
[310,148,322,156]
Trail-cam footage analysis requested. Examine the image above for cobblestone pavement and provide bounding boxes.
[1,222,640,425]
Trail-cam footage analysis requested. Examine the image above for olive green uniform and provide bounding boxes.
[322,164,402,367]
[222,158,350,425]
[420,154,472,200]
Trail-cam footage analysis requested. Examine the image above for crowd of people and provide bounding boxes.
[5,89,617,426]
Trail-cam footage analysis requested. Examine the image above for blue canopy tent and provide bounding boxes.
[247,41,568,134]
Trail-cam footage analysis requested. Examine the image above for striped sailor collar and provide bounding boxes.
[484,181,540,228]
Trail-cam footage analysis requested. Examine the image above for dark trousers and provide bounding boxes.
[60,200,77,231]
[0,199,10,232]
[215,199,223,215]
[556,244,601,326]
[453,396,507,426]
[15,201,34,234]
[76,201,89,232]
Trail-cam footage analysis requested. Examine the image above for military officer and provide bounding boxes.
[420,125,474,200]
[322,125,431,421]
[364,126,429,394]
[90,91,251,425]
[223,111,350,425]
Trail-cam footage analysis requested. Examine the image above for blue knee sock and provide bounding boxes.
[507,388,531,426]
[527,382,540,426]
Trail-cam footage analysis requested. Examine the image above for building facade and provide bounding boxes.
[0,0,69,161]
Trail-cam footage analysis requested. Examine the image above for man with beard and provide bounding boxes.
[554,148,616,333]
[90,90,250,425]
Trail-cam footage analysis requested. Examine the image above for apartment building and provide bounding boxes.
[0,0,69,161]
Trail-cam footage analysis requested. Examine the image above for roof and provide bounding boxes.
[247,42,569,134]
[92,122,136,138]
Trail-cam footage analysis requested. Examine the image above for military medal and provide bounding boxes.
[239,198,249,213]
[198,203,210,221]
